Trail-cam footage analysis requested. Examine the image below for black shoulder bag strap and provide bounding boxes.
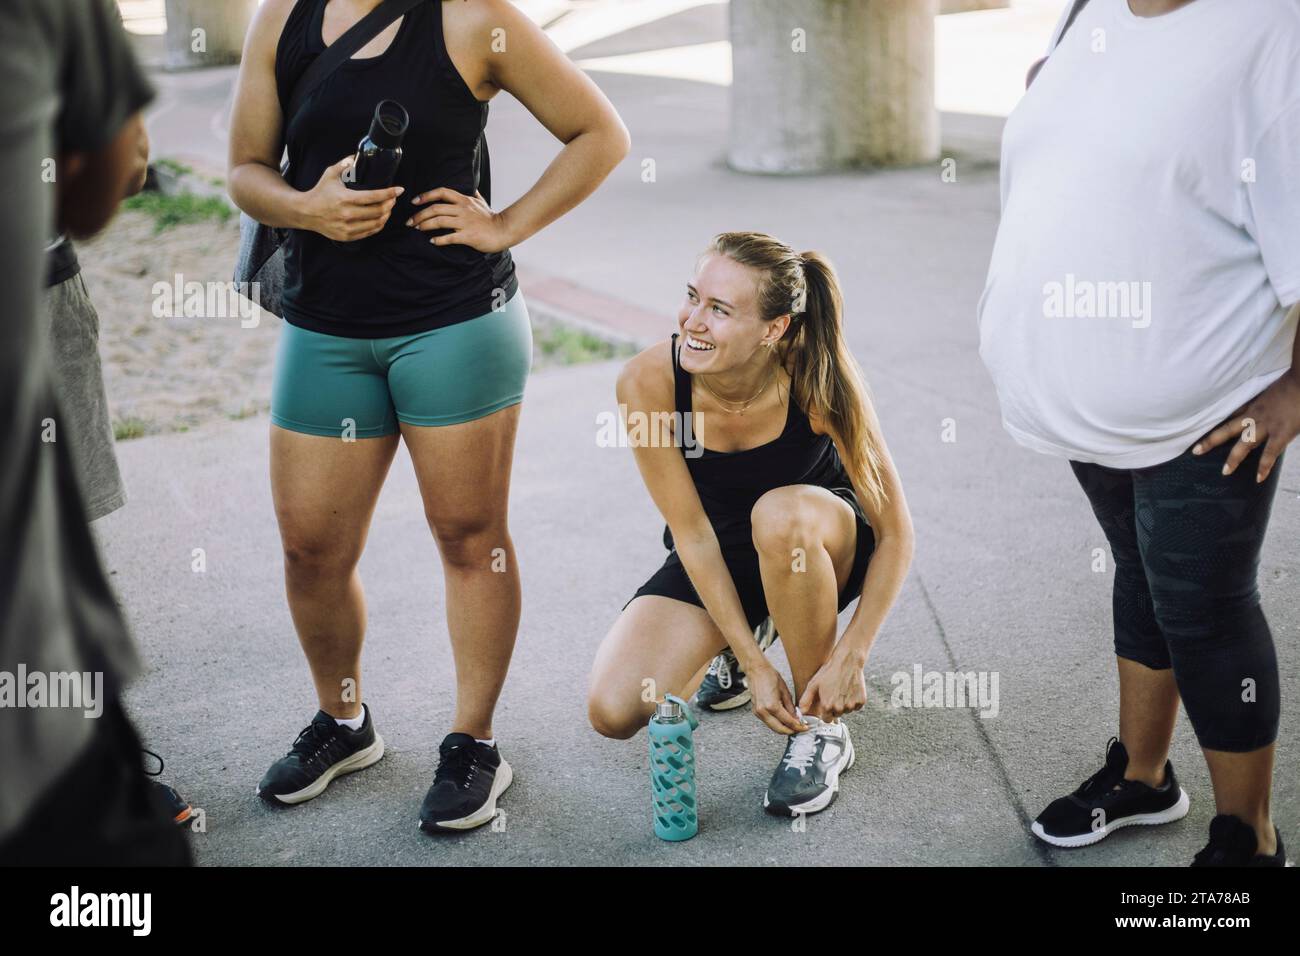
[1026,0,1091,88]
[285,0,426,130]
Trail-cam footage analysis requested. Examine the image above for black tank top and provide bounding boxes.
[275,0,518,338]
[668,333,849,552]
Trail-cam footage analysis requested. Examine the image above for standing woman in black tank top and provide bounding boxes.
[588,233,915,819]
[226,0,628,832]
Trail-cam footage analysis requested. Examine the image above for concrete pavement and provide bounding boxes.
[97,351,1300,866]
[99,364,1048,866]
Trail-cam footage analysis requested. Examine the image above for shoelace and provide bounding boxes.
[288,718,339,767]
[141,748,165,778]
[709,653,733,690]
[1076,736,1125,799]
[434,746,480,790]
[782,726,823,774]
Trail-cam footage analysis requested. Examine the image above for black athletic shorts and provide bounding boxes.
[627,486,876,631]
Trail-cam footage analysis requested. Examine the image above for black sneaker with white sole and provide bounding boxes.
[695,648,749,711]
[694,617,779,712]
[763,715,854,816]
[1031,737,1189,848]
[1191,815,1289,867]
[418,734,513,833]
[256,703,384,806]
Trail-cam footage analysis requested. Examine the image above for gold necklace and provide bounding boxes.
[699,362,778,415]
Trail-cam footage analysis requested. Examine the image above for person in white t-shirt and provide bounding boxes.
[979,0,1300,865]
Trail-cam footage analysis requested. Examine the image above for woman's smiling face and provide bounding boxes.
[676,253,771,374]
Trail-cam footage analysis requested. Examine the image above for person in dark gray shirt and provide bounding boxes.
[0,0,187,864]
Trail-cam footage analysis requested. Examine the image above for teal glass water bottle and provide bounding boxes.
[649,693,699,841]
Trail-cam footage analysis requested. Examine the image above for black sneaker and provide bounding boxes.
[763,715,854,816]
[142,749,193,826]
[695,648,749,710]
[418,733,513,833]
[256,704,384,805]
[1031,737,1189,848]
[1191,815,1289,867]
[149,782,193,826]
[695,617,779,711]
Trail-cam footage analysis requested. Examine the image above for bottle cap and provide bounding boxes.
[367,99,409,149]
[655,698,683,722]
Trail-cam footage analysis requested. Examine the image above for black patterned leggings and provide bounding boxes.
[1070,434,1283,753]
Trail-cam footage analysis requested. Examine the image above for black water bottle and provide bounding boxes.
[336,100,409,250]
[347,99,408,190]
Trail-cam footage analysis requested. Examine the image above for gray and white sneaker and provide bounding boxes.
[694,618,779,712]
[763,715,854,816]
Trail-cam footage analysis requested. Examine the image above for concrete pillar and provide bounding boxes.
[728,0,940,173]
[164,0,258,69]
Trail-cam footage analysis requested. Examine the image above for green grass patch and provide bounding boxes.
[535,323,636,366]
[153,158,193,177]
[113,418,150,441]
[124,191,233,233]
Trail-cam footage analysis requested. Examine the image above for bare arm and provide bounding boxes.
[483,0,629,244]
[618,347,804,734]
[226,0,306,228]
[226,0,403,240]
[410,0,630,249]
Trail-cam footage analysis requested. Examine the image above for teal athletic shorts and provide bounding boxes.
[271,290,532,438]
